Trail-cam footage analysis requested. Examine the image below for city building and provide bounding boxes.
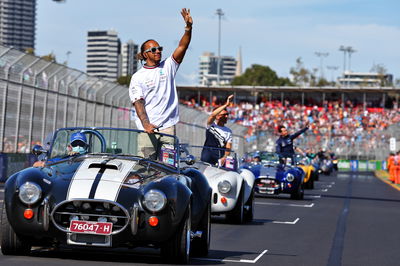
[120,40,138,77]
[338,71,393,87]
[0,0,36,51]
[198,52,237,86]
[86,30,121,81]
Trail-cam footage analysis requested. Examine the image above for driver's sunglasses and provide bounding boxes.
[71,140,86,147]
[144,46,163,53]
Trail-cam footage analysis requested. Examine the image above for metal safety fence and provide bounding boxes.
[0,45,248,159]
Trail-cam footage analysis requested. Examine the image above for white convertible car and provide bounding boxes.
[180,145,255,224]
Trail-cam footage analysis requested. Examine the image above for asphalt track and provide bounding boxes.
[1,171,400,266]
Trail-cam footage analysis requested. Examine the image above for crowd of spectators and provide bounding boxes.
[180,96,400,158]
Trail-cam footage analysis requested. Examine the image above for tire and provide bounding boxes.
[290,184,304,200]
[161,205,191,264]
[244,189,254,223]
[1,202,31,255]
[191,203,210,257]
[226,186,244,224]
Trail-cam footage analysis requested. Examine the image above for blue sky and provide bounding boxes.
[36,0,400,85]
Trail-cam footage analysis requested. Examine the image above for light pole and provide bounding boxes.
[65,51,71,66]
[315,51,329,80]
[339,45,347,73]
[216,8,224,85]
[346,46,356,72]
[326,65,339,83]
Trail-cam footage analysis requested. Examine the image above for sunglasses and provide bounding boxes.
[144,46,163,53]
[220,113,229,117]
[71,140,87,147]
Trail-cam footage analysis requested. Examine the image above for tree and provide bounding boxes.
[370,63,391,86]
[290,57,311,86]
[231,64,292,86]
[41,52,57,63]
[117,75,132,86]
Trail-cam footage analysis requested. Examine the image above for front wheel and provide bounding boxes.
[244,189,254,222]
[290,184,304,200]
[1,202,31,255]
[226,186,244,224]
[161,205,191,264]
[191,203,211,257]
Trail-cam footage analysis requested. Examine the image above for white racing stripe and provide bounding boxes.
[67,159,137,200]
[194,249,268,264]
[94,160,137,201]
[67,160,101,200]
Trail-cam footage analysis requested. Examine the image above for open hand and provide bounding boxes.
[226,94,234,105]
[181,8,193,28]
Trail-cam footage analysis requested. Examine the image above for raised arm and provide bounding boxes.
[207,95,234,126]
[172,8,193,63]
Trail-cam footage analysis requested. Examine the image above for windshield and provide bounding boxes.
[48,128,179,168]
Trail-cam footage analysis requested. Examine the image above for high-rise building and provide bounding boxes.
[198,52,237,86]
[0,0,36,51]
[86,30,121,81]
[120,40,138,77]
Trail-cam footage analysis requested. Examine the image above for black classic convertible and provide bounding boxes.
[0,127,212,263]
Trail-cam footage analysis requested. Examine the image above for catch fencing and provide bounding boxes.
[0,45,247,158]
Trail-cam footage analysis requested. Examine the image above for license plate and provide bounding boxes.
[70,220,113,235]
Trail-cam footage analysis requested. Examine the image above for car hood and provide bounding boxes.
[43,157,167,204]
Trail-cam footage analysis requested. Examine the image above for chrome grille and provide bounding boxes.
[51,199,130,235]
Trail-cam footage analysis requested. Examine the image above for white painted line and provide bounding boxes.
[321,185,332,188]
[255,202,314,208]
[0,200,3,203]
[194,249,268,264]
[305,195,321,198]
[0,189,4,193]
[318,181,335,185]
[272,218,299,225]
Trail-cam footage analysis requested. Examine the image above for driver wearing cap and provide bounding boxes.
[68,132,88,155]
[33,132,88,167]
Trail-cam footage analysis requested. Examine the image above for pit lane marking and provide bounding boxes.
[272,218,299,224]
[194,249,268,264]
[305,194,321,198]
[318,181,335,185]
[255,202,314,208]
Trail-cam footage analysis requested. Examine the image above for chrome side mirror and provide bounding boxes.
[32,145,47,156]
[184,155,196,165]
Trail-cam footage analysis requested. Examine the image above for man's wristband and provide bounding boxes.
[185,26,192,31]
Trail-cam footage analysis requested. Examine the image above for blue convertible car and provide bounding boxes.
[241,151,305,200]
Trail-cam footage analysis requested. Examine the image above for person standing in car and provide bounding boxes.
[276,121,310,165]
[129,8,192,135]
[201,95,234,166]
[128,8,193,157]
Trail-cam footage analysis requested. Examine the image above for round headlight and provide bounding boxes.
[143,189,167,212]
[218,180,232,194]
[19,182,42,205]
[286,173,295,182]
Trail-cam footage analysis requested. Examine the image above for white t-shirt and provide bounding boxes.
[129,56,179,130]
